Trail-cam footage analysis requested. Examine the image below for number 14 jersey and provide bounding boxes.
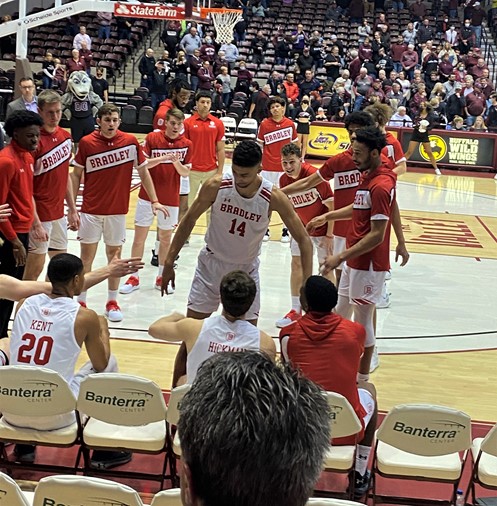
[205,173,273,264]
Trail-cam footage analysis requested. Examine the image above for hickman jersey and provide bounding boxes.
[33,127,72,222]
[186,315,261,383]
[74,130,146,215]
[346,166,397,272]
[257,117,298,172]
[140,132,192,206]
[279,162,333,237]
[205,173,272,264]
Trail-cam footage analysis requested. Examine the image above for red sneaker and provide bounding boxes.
[105,300,123,322]
[275,309,301,328]
[119,276,140,294]
[78,301,87,308]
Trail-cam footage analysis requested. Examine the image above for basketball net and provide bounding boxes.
[204,8,243,44]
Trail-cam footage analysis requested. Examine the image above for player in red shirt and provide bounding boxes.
[120,108,192,294]
[0,111,43,338]
[23,90,80,282]
[280,275,378,499]
[257,96,298,242]
[276,142,334,328]
[70,104,167,322]
[307,127,409,378]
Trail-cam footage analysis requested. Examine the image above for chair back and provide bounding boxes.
[138,105,154,125]
[326,391,362,439]
[166,384,191,426]
[480,423,497,458]
[121,104,137,124]
[77,373,167,426]
[237,117,258,134]
[220,116,237,134]
[151,488,182,506]
[0,472,31,506]
[33,475,143,506]
[306,499,365,506]
[0,366,76,417]
[377,404,472,456]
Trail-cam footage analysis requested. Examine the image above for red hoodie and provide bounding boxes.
[280,312,366,444]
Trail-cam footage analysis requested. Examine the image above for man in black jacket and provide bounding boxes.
[138,48,156,89]
[150,61,171,111]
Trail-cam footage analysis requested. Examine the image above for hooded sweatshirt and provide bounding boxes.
[281,311,366,444]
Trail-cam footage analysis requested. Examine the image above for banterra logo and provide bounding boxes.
[85,388,153,411]
[41,496,131,506]
[309,132,341,151]
[328,403,343,421]
[420,135,447,162]
[0,379,58,402]
[393,419,465,441]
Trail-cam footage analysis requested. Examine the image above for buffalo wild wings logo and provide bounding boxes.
[420,135,447,162]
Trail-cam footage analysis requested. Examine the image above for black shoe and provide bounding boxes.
[151,249,159,267]
[14,444,36,463]
[280,228,290,243]
[90,450,133,470]
[348,470,371,499]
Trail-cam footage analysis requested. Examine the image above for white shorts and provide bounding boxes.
[338,262,387,305]
[180,175,190,195]
[333,235,346,270]
[134,197,178,231]
[358,387,375,427]
[28,217,68,254]
[188,247,260,319]
[290,236,329,265]
[261,170,282,187]
[78,213,126,246]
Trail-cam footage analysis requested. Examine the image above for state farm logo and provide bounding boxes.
[85,388,153,412]
[114,2,186,19]
[393,419,466,441]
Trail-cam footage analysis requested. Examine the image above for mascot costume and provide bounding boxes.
[61,71,103,148]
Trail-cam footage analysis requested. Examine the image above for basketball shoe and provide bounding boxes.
[263,229,270,242]
[119,276,140,294]
[275,309,301,328]
[280,228,291,243]
[105,300,123,322]
[150,249,159,266]
[155,276,175,294]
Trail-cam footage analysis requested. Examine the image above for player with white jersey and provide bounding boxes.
[149,270,276,386]
[23,90,80,282]
[6,253,132,469]
[119,108,192,294]
[70,104,167,322]
[276,143,335,328]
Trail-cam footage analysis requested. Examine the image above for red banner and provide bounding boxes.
[114,3,187,19]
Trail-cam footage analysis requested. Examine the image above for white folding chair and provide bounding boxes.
[235,117,259,142]
[467,422,497,504]
[150,488,182,506]
[77,373,171,488]
[32,475,143,506]
[0,471,31,506]
[319,392,363,498]
[306,499,366,506]
[371,403,472,506]
[0,366,82,475]
[220,115,237,141]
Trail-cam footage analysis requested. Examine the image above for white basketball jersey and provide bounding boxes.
[187,315,261,383]
[10,294,82,385]
[204,173,272,264]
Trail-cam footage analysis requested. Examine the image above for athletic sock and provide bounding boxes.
[158,265,164,276]
[291,296,301,313]
[355,445,372,476]
[108,290,118,302]
[155,241,160,254]
[134,270,140,280]
[78,291,87,304]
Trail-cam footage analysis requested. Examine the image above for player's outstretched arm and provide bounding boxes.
[0,275,51,301]
[391,200,409,266]
[83,255,145,290]
[161,176,222,296]
[279,171,323,196]
[271,188,313,280]
[149,314,202,352]
[307,203,354,234]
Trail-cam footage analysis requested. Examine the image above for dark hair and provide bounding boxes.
[178,351,331,506]
[18,77,34,85]
[220,271,257,317]
[232,140,262,167]
[195,89,212,102]
[267,96,286,109]
[97,103,120,119]
[354,125,387,153]
[4,110,43,137]
[304,275,338,312]
[47,253,83,285]
[168,76,191,96]
[281,142,302,158]
[344,111,375,130]
[251,81,260,90]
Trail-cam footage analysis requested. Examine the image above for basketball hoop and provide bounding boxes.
[201,8,243,44]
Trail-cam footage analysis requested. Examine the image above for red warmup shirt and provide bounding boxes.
[257,116,298,172]
[0,141,35,241]
[280,311,367,445]
[382,132,406,171]
[153,98,175,131]
[140,131,193,206]
[74,130,146,215]
[184,113,225,173]
[33,127,72,222]
[346,166,396,272]
[279,162,334,237]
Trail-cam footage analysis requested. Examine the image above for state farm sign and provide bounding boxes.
[114,3,187,19]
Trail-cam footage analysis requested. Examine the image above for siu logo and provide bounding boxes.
[41,308,52,317]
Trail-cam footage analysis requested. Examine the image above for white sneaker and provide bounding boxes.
[263,230,270,242]
[376,292,391,309]
[275,309,301,328]
[370,346,380,373]
[105,300,123,322]
[435,168,442,176]
[119,276,140,294]
[155,276,175,294]
[385,270,392,281]
[280,228,291,243]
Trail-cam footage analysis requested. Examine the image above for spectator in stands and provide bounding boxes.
[375,47,394,77]
[410,0,427,21]
[353,67,373,110]
[389,105,413,127]
[465,84,486,126]
[417,19,435,44]
[274,33,291,66]
[79,41,93,77]
[161,20,181,59]
[52,58,66,92]
[348,50,362,81]
[173,50,189,80]
[297,47,314,74]
[439,53,455,80]
[430,81,446,101]
[189,48,202,92]
[386,82,405,109]
[459,20,474,54]
[41,52,55,90]
[200,35,216,64]
[97,12,113,41]
[235,60,253,94]
[325,0,341,21]
[349,0,364,24]
[180,26,202,61]
[212,50,227,76]
[470,57,488,79]
[359,37,373,62]
[425,70,441,96]
[283,72,299,109]
[443,73,458,97]
[447,115,466,130]
[471,2,485,47]
[470,115,487,131]
[249,84,271,124]
[328,87,349,117]
[138,48,156,89]
[476,76,494,103]
[177,351,330,506]
[455,61,467,81]
[280,276,378,501]
[116,16,132,40]
[324,46,342,82]
[402,22,417,46]
[65,49,85,77]
[91,68,109,103]
[448,0,459,19]
[430,97,447,128]
[219,41,238,71]
[150,61,170,111]
[372,31,388,60]
[445,25,459,45]
[390,35,407,73]
[316,107,328,120]
[73,26,92,50]
[298,70,322,100]
[445,82,465,122]
[291,23,307,55]
[330,34,344,56]
[463,74,475,96]
[252,0,267,17]
[6,78,38,119]
[251,30,268,65]
[197,60,215,91]
[485,93,497,132]
[309,31,325,69]
[217,66,232,107]
[267,70,283,96]
[234,16,247,43]
[410,82,428,116]
[358,20,372,44]
[400,43,418,79]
